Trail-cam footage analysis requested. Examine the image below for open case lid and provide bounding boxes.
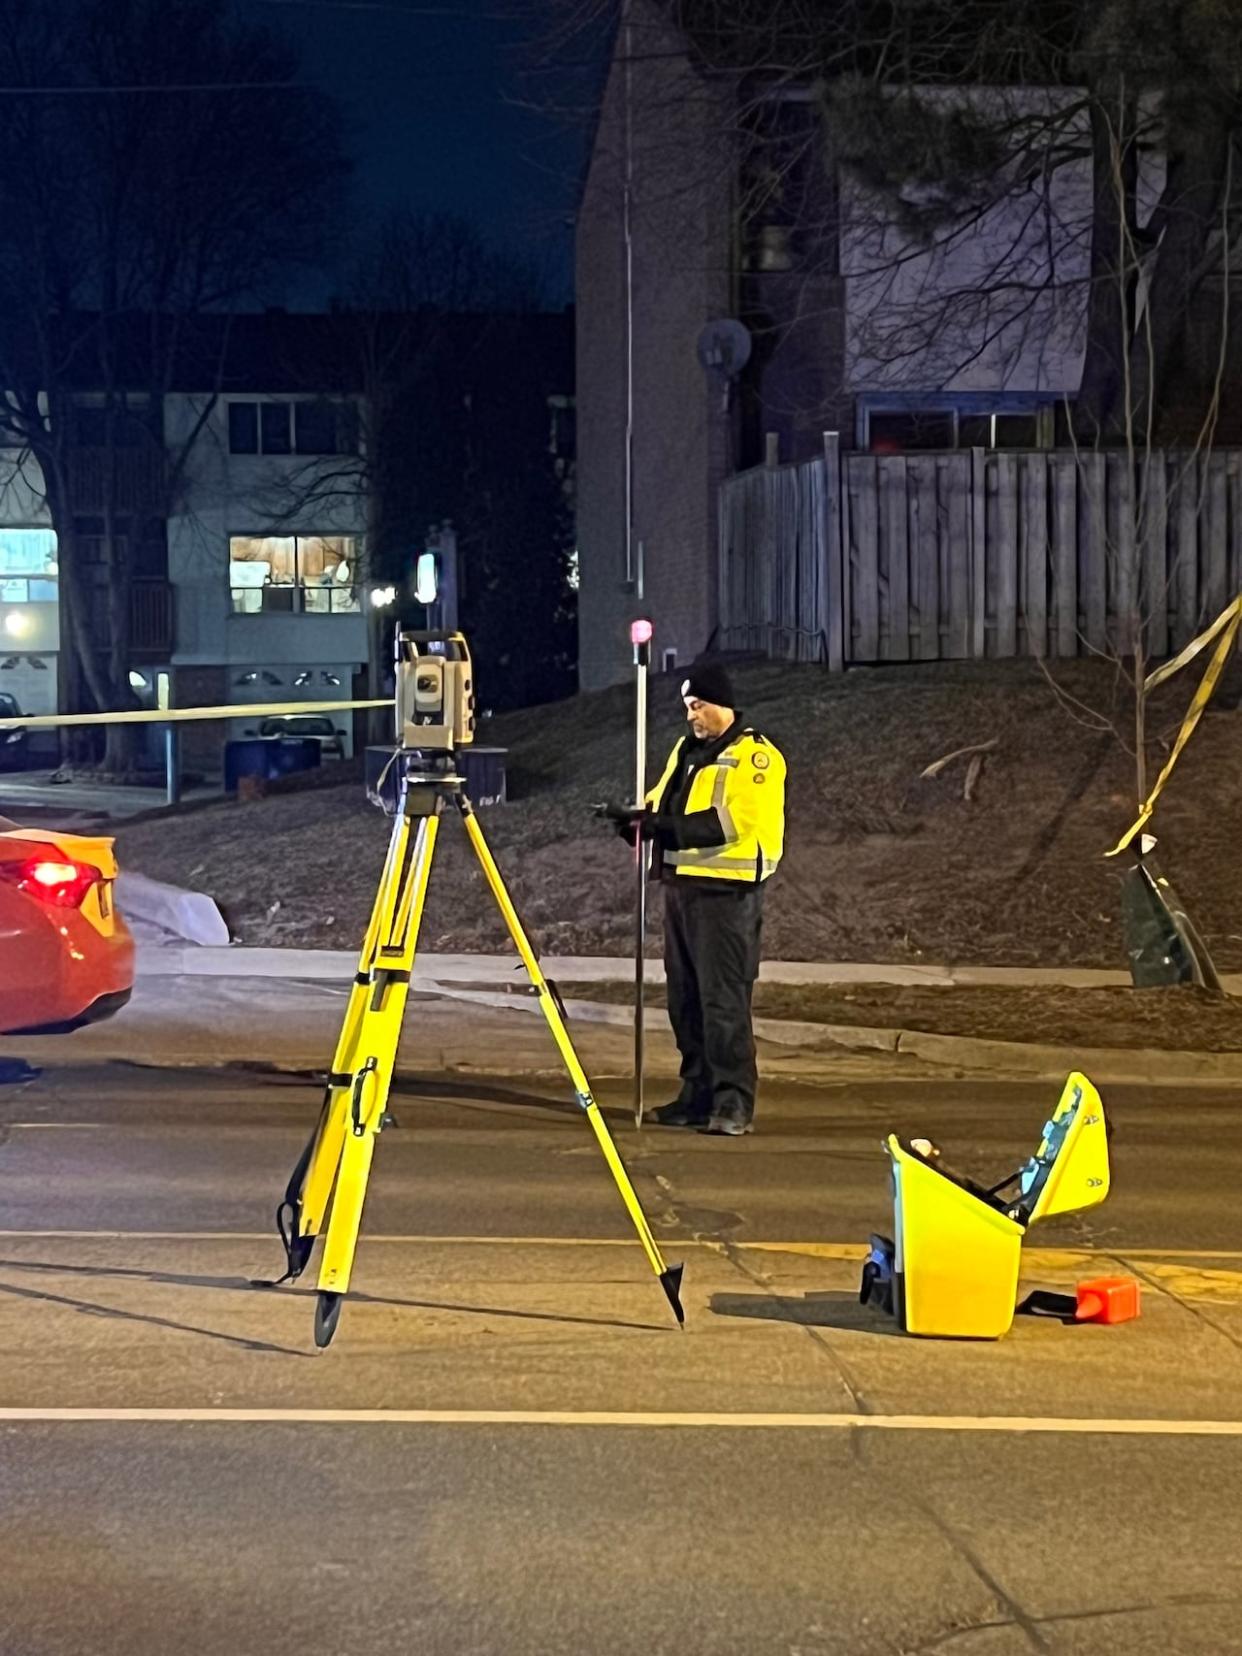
[1015,1072,1110,1225]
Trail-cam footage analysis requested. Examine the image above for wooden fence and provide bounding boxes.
[716,439,1242,667]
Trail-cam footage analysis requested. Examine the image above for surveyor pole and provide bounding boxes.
[631,616,652,1126]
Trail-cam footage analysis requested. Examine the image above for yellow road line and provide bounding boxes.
[2,1407,1242,1434]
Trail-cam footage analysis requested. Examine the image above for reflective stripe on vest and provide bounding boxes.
[665,849,776,878]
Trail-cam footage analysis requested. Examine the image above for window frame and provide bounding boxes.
[227,532,362,616]
[227,398,357,457]
[856,393,1055,452]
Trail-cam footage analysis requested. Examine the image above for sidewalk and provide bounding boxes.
[0,770,219,827]
[134,942,1242,996]
[8,967,1242,1089]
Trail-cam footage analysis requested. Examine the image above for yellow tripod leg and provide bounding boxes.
[259,805,414,1287]
[312,812,438,1346]
[457,796,685,1326]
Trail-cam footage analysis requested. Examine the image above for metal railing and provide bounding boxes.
[230,584,361,616]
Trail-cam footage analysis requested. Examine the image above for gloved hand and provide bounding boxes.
[597,800,644,844]
[596,801,669,846]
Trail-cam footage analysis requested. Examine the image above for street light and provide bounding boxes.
[365,584,399,745]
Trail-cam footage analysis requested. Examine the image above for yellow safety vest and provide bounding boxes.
[647,728,786,883]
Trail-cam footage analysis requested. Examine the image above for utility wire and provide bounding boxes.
[0,81,299,95]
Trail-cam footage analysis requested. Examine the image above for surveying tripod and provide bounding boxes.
[261,750,686,1348]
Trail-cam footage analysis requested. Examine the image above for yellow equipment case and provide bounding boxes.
[861,1072,1111,1339]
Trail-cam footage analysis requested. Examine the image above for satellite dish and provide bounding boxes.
[696,318,752,379]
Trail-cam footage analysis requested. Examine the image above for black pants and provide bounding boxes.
[662,877,764,1121]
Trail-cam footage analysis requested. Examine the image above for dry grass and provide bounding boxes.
[115,655,1242,970]
[560,980,1242,1052]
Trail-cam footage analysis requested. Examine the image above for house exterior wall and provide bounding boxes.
[167,392,368,755]
[575,0,734,691]
[0,391,372,752]
[167,393,367,666]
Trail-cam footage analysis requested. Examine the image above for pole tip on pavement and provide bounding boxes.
[314,1290,344,1348]
[659,1263,686,1328]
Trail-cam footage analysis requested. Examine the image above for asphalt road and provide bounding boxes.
[1,1045,1241,1655]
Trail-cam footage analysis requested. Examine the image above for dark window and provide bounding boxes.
[995,414,1037,449]
[260,402,292,455]
[113,412,146,448]
[958,413,1038,450]
[133,519,168,579]
[228,402,259,454]
[337,401,360,453]
[73,514,129,567]
[869,412,955,452]
[73,407,106,447]
[72,406,148,447]
[294,401,338,456]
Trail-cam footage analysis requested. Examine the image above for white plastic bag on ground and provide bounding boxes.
[114,871,230,947]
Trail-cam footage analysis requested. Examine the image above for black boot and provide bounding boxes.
[650,1094,711,1128]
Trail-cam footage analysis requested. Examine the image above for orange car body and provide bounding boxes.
[0,825,135,1033]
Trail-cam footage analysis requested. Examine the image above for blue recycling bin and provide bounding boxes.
[224,736,321,794]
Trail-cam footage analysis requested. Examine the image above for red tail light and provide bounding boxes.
[0,853,102,909]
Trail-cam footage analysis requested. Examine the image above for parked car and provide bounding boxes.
[256,714,346,759]
[0,823,134,1033]
[0,692,27,770]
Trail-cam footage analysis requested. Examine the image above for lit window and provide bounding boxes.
[0,529,57,577]
[229,535,361,614]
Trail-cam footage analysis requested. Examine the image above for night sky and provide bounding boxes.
[237,0,588,305]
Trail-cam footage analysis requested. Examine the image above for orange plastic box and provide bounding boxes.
[1075,1276,1141,1325]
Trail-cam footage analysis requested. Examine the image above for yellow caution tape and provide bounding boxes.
[0,697,393,732]
[1143,597,1242,693]
[1106,595,1242,857]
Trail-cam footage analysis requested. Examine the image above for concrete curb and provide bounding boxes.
[123,948,1242,1086]
[133,943,1242,995]
[429,984,1242,1086]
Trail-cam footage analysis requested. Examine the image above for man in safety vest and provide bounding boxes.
[607,661,786,1135]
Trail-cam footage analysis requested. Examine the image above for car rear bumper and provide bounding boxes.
[0,917,135,1034]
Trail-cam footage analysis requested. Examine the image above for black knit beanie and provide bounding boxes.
[680,660,736,709]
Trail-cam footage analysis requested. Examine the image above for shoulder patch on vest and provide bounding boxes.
[751,751,770,770]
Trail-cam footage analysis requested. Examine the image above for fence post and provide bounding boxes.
[970,446,987,658]
[822,431,846,671]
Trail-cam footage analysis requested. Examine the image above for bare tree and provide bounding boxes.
[533,0,1241,443]
[350,208,553,315]
[255,213,577,714]
[0,0,349,775]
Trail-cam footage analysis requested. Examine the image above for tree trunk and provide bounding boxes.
[1128,114,1230,439]
[42,466,113,768]
[1074,99,1137,441]
[101,514,140,780]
